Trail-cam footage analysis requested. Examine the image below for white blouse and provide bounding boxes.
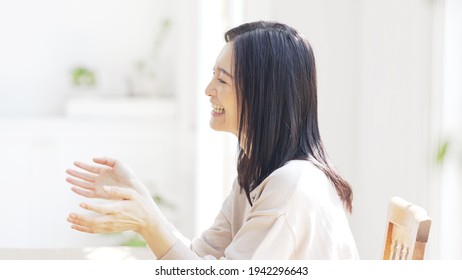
[160,160,359,260]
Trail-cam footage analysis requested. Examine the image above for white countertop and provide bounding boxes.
[0,247,155,260]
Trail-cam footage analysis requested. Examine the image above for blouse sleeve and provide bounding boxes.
[218,176,297,259]
[221,214,295,259]
[160,214,294,260]
[160,176,297,260]
[159,187,234,260]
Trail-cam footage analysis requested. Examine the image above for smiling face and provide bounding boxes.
[205,42,239,136]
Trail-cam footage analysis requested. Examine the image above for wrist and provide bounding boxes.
[129,178,151,196]
[138,210,177,258]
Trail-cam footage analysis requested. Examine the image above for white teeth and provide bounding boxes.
[212,104,224,113]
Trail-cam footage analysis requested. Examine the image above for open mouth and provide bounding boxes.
[212,104,224,114]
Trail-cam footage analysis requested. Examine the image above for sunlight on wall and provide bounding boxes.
[194,0,242,237]
[439,0,462,259]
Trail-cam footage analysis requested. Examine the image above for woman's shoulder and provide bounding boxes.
[275,159,325,176]
[265,160,329,190]
[251,160,331,209]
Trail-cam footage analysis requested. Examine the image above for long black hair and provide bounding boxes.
[225,21,353,212]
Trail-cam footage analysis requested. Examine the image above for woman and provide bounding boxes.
[66,21,359,259]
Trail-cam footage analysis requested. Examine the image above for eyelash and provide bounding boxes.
[213,70,227,84]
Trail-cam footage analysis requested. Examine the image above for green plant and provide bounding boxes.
[121,235,147,247]
[133,18,172,80]
[152,18,171,59]
[71,66,96,87]
[436,140,449,164]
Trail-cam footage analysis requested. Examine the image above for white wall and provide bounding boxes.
[0,0,177,116]
[356,0,436,259]
[439,0,462,259]
[244,0,439,259]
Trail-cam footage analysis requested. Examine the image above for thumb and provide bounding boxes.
[93,156,117,167]
[103,186,135,200]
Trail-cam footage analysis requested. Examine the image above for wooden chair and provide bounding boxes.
[382,196,432,260]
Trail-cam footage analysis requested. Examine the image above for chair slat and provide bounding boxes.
[382,197,431,260]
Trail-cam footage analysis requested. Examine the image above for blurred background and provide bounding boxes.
[0,0,460,260]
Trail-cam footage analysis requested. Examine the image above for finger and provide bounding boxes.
[80,202,114,215]
[73,161,101,174]
[70,224,95,234]
[66,177,95,190]
[70,187,96,198]
[66,168,97,183]
[68,213,101,234]
[67,213,97,232]
[68,213,114,234]
[93,157,117,167]
[103,186,135,200]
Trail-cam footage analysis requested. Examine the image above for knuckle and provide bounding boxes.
[104,223,113,232]
[120,188,134,199]
[127,189,135,198]
[88,225,97,234]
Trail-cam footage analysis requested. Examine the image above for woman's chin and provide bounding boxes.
[209,123,224,132]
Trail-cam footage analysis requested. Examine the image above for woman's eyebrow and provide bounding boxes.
[217,67,233,79]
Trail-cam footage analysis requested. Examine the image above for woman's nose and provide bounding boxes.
[205,81,215,97]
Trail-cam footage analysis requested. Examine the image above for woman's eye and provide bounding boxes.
[218,78,227,84]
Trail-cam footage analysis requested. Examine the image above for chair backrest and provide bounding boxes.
[382,196,432,260]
